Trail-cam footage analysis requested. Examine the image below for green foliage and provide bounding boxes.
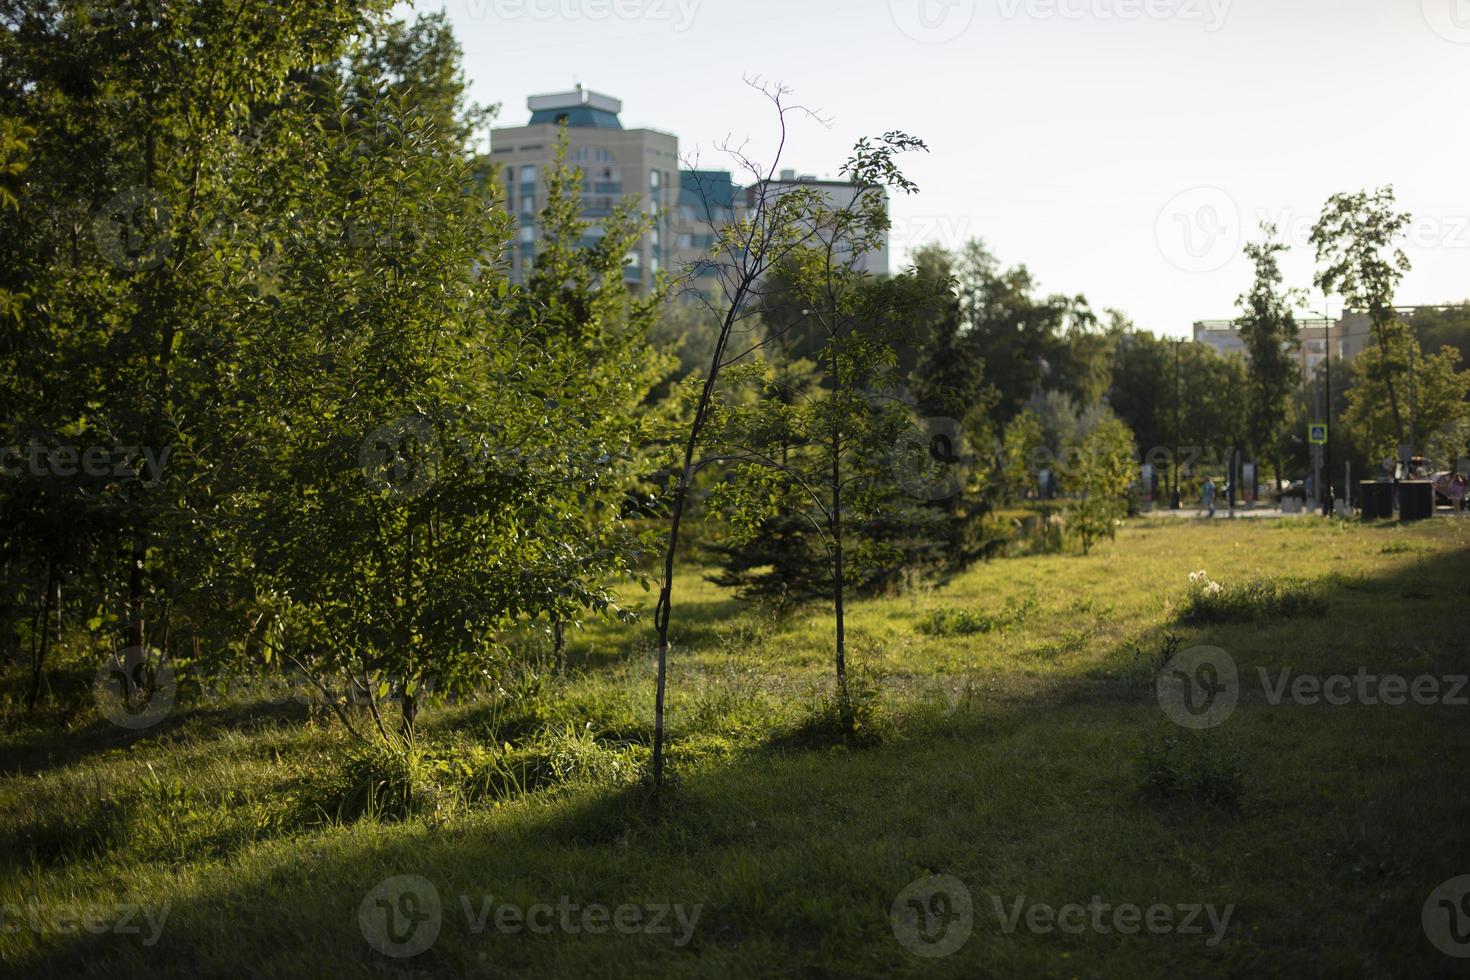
[1344,330,1470,466]
[1234,222,1302,468]
[1062,411,1137,554]
[457,725,645,803]
[301,743,439,824]
[1178,573,1329,625]
[1311,186,1414,449]
[999,409,1045,501]
[1137,730,1244,811]
[917,596,1037,637]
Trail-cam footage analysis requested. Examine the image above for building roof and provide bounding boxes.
[525,87,623,130]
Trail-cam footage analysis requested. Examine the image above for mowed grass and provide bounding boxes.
[2,516,1469,977]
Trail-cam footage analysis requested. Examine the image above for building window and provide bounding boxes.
[519,225,535,243]
[518,164,536,186]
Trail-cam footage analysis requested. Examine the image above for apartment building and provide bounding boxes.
[491,89,889,293]
[745,170,891,277]
[1192,311,1374,376]
[490,87,679,288]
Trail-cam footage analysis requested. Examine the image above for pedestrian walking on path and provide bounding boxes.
[1200,477,1217,518]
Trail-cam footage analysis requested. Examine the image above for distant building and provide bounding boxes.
[1192,311,1374,376]
[490,89,888,294]
[745,170,891,277]
[673,169,742,297]
[490,87,679,289]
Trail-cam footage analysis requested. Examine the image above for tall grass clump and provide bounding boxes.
[1177,571,1328,625]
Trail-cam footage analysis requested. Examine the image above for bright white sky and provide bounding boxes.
[407,0,1470,337]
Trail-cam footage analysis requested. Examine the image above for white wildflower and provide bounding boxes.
[1203,580,1223,598]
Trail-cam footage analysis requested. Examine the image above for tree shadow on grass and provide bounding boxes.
[10,544,1470,975]
[0,698,313,778]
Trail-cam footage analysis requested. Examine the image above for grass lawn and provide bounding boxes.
[3,516,1469,977]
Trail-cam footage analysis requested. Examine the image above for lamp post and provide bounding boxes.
[1306,307,1334,517]
[1172,338,1182,509]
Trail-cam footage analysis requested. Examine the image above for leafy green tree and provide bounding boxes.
[1234,222,1302,486]
[0,0,381,707]
[1311,188,1413,455]
[509,132,673,667]
[1062,411,1137,555]
[648,89,927,782]
[1410,304,1470,367]
[1345,333,1470,468]
[229,84,655,740]
[1000,409,1045,501]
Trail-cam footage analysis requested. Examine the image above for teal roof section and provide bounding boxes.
[528,106,623,129]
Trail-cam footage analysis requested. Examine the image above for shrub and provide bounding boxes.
[776,668,887,751]
[1177,572,1328,625]
[918,596,1037,637]
[1137,731,1243,811]
[302,743,439,824]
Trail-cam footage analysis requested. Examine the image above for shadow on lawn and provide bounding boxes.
[10,541,1470,976]
[0,698,312,778]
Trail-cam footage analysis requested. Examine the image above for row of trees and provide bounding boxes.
[0,4,683,738]
[5,6,1462,792]
[1,7,1002,784]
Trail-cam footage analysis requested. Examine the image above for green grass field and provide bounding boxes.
[3,516,1469,977]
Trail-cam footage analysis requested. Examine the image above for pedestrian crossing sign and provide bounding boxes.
[1309,424,1328,445]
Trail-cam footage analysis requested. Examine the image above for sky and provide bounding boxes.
[407,0,1470,338]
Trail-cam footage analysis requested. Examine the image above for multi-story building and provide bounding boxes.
[491,89,890,293]
[1192,311,1374,376]
[672,169,741,297]
[745,170,891,277]
[490,87,679,289]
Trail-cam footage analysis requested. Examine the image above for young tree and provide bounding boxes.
[0,0,381,709]
[229,84,655,742]
[648,83,926,787]
[1062,412,1137,555]
[1234,222,1302,487]
[1310,188,1413,454]
[1345,334,1470,467]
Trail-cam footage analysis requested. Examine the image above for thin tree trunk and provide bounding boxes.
[126,535,145,653]
[399,692,417,740]
[552,619,566,674]
[830,346,847,711]
[652,477,690,792]
[27,564,56,715]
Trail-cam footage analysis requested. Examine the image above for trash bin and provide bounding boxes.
[1400,481,1435,521]
[1359,481,1393,521]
